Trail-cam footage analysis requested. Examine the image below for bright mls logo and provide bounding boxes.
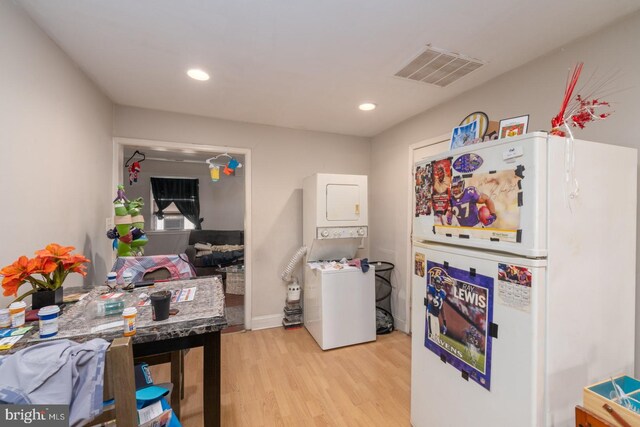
[1,405,68,426]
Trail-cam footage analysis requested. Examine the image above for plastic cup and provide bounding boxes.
[122,307,137,336]
[37,305,61,338]
[150,291,171,321]
[122,270,134,291]
[0,308,10,328]
[9,301,26,327]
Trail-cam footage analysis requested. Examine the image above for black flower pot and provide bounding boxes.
[32,287,63,310]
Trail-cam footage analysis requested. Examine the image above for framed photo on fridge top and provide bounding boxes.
[450,119,480,150]
[498,114,529,139]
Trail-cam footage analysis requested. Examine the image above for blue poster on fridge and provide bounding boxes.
[425,261,494,390]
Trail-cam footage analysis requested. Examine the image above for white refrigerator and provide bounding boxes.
[411,132,637,426]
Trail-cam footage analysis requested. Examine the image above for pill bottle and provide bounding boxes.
[8,301,26,327]
[122,307,137,337]
[0,308,10,328]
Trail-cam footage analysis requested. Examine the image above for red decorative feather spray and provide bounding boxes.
[550,62,612,137]
[550,62,583,136]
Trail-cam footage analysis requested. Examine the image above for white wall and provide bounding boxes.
[121,159,245,255]
[0,1,113,307]
[113,106,370,324]
[370,11,640,351]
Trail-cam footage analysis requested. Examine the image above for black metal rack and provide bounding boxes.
[371,261,394,334]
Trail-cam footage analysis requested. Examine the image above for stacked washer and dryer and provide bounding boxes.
[302,173,376,350]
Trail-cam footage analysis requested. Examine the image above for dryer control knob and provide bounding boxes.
[357,228,365,236]
[321,230,329,238]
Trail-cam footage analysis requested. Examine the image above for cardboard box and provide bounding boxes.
[584,375,640,426]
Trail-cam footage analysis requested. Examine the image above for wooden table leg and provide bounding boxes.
[203,331,221,427]
[170,350,182,420]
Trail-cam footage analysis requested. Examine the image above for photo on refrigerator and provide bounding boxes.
[431,158,452,224]
[425,261,494,390]
[414,163,433,217]
[435,166,522,243]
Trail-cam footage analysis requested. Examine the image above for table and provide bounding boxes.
[216,265,245,295]
[5,277,227,427]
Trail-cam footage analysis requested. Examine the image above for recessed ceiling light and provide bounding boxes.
[359,102,377,111]
[187,69,210,81]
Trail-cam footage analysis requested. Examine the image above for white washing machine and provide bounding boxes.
[304,264,375,350]
[302,173,376,350]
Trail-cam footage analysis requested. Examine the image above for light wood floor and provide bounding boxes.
[151,327,411,426]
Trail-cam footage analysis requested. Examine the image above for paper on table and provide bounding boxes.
[0,326,33,338]
[90,320,123,333]
[137,287,197,306]
[173,287,196,303]
[63,292,89,303]
[0,335,24,350]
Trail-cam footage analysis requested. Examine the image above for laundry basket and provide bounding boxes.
[371,261,394,334]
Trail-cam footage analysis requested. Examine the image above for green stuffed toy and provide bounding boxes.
[107,186,148,257]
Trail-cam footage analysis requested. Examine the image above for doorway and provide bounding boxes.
[113,137,252,330]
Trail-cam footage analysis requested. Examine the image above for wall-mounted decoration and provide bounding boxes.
[425,262,494,391]
[450,120,480,150]
[498,115,529,139]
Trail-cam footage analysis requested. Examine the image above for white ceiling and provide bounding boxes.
[18,0,640,137]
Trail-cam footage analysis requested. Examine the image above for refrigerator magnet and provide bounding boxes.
[497,263,532,313]
[414,253,426,277]
[453,153,484,173]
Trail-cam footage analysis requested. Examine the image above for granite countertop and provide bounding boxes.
[4,276,227,353]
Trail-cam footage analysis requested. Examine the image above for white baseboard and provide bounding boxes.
[250,313,283,331]
[395,317,408,334]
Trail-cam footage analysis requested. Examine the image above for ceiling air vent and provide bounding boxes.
[395,46,484,87]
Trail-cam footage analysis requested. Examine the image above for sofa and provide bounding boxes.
[184,230,244,277]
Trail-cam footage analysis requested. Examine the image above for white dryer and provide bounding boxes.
[302,173,376,350]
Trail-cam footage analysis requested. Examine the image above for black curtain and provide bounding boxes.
[150,177,203,229]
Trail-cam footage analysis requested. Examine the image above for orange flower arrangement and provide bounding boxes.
[0,243,90,302]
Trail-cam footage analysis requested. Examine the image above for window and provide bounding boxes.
[149,176,202,231]
[151,200,196,231]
